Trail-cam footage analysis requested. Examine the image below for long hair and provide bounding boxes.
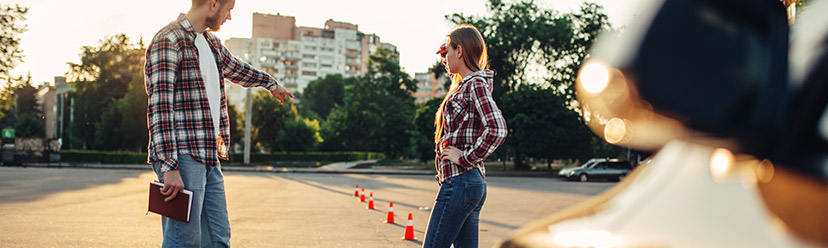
[434,24,489,143]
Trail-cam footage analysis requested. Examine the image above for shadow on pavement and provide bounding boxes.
[0,167,149,205]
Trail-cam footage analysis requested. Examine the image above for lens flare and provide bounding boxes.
[579,62,611,94]
[710,148,734,182]
[604,118,627,144]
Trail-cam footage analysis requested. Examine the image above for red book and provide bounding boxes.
[148,182,193,223]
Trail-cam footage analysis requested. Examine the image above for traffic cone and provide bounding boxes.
[384,201,395,224]
[360,188,366,202]
[367,193,374,209]
[354,185,359,197]
[402,213,416,240]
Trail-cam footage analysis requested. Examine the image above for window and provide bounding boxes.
[302,54,316,59]
[320,64,332,68]
[302,71,317,76]
[302,62,317,68]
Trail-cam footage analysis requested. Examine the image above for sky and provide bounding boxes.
[7,0,636,86]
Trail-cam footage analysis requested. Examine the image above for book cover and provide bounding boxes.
[148,182,193,223]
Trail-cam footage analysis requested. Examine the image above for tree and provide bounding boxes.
[276,118,322,152]
[448,1,612,167]
[447,0,610,102]
[227,101,242,152]
[0,4,29,126]
[115,73,149,152]
[301,74,345,119]
[0,4,28,86]
[413,97,443,162]
[66,34,145,150]
[501,85,593,169]
[251,90,298,152]
[322,47,417,158]
[14,112,43,138]
[13,79,38,115]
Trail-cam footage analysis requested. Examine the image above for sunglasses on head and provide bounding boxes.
[436,43,447,58]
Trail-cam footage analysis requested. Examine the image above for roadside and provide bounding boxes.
[0,157,590,179]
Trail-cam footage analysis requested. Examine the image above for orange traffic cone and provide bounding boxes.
[360,188,366,202]
[354,185,359,197]
[367,193,374,209]
[384,201,395,224]
[402,213,416,240]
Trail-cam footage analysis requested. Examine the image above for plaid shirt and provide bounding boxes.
[145,15,280,172]
[435,70,508,183]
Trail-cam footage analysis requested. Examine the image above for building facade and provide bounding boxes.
[35,76,71,141]
[224,13,398,110]
[413,72,447,104]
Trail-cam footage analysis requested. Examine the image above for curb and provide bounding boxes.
[0,162,435,176]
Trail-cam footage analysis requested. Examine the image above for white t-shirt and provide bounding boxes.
[194,32,222,137]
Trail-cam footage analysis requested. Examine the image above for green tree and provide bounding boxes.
[66,34,145,150]
[0,4,28,86]
[14,112,43,138]
[448,1,610,102]
[13,79,38,115]
[95,104,122,149]
[227,101,242,152]
[501,85,593,169]
[448,1,611,167]
[251,90,298,152]
[0,4,29,127]
[115,73,149,152]
[413,97,443,162]
[276,118,322,152]
[322,47,417,158]
[301,74,345,119]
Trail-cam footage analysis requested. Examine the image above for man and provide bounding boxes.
[144,0,292,246]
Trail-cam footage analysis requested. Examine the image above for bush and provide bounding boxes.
[61,150,148,164]
[60,150,385,164]
[227,151,385,165]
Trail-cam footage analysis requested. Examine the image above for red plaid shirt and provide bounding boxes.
[435,70,508,183]
[145,15,280,172]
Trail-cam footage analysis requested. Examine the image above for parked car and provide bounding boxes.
[557,158,604,178]
[562,160,632,182]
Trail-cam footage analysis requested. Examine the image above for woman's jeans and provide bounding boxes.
[152,154,231,248]
[422,169,487,248]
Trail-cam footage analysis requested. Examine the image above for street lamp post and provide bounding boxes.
[242,54,267,166]
[244,87,251,166]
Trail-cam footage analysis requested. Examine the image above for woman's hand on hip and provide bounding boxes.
[441,146,463,165]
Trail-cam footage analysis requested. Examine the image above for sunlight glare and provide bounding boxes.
[579,62,611,94]
[603,118,626,144]
[710,148,734,181]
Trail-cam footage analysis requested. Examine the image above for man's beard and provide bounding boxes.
[205,11,223,31]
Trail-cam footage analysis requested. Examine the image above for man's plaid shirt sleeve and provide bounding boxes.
[145,34,180,173]
[217,44,279,91]
[458,78,508,167]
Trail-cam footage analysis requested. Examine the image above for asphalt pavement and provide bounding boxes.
[0,166,615,247]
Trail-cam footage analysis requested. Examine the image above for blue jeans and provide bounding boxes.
[152,154,231,248]
[422,169,487,248]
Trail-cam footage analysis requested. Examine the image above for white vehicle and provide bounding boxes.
[501,0,828,247]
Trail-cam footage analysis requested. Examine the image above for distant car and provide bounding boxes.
[557,158,604,178]
[562,160,633,182]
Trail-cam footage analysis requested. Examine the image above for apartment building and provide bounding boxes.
[413,72,447,104]
[224,13,398,110]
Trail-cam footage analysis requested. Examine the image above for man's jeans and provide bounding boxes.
[422,169,487,248]
[152,154,231,248]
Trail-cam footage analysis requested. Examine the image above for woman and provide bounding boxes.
[423,24,508,248]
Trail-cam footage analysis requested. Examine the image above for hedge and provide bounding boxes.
[60,150,385,164]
